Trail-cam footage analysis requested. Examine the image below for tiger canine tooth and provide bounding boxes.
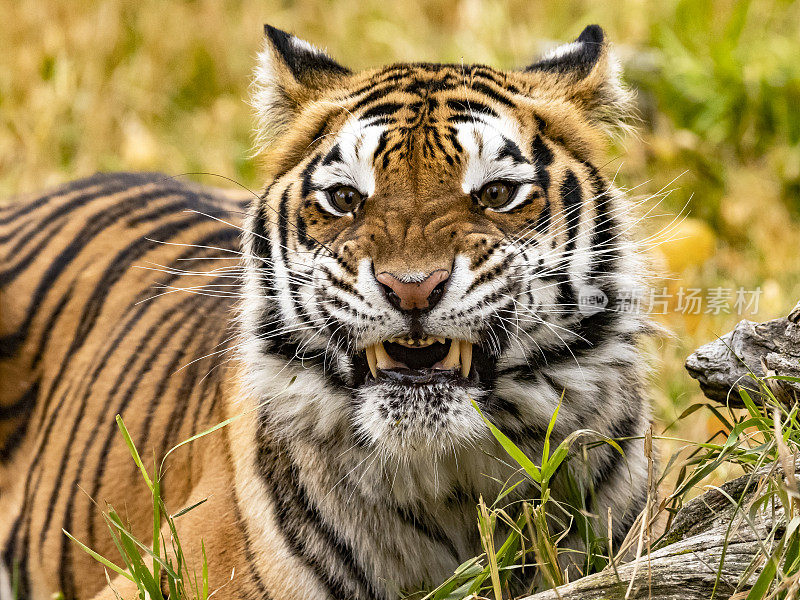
[366,344,377,378]
[435,336,446,344]
[374,342,398,369]
[460,341,473,378]
[437,339,461,370]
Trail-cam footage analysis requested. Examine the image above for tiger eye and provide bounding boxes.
[329,186,364,213]
[478,181,514,209]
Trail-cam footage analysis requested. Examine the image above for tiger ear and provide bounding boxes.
[523,25,633,135]
[252,25,351,145]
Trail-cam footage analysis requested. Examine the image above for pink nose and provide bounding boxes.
[376,269,450,312]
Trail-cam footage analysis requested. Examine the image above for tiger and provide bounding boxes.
[0,24,651,600]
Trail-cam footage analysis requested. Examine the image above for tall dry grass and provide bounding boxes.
[1,0,799,485]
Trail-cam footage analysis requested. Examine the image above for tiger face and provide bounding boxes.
[242,25,640,458]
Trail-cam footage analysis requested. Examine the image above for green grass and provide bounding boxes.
[4,0,800,596]
[2,0,799,462]
[411,374,800,599]
[65,416,212,600]
[74,374,800,599]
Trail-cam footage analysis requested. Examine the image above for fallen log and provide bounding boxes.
[685,309,800,405]
[518,306,800,599]
[521,464,786,600]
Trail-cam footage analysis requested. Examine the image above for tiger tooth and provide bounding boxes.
[374,341,394,370]
[437,339,461,370]
[460,340,473,378]
[435,336,446,344]
[366,344,377,378]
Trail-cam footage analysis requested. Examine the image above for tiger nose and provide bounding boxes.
[376,269,450,312]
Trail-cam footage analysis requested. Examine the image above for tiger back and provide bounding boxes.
[0,172,249,597]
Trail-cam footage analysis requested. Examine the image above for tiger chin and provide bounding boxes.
[0,23,651,600]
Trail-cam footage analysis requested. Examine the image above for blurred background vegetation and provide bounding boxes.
[1,0,799,485]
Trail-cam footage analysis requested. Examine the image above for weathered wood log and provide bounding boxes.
[685,314,800,405]
[512,311,800,599]
[520,465,786,600]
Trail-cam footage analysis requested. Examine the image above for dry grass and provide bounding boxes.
[1,0,799,489]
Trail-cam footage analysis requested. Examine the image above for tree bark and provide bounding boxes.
[684,315,800,405]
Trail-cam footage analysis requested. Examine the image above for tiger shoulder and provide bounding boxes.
[0,24,651,600]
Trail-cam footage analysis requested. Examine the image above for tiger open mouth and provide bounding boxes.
[364,337,474,380]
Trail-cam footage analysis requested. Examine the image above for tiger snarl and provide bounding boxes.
[0,24,651,600]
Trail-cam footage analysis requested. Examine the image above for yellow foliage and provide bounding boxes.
[652,217,716,273]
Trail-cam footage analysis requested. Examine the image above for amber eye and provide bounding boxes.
[328,186,365,214]
[477,181,516,209]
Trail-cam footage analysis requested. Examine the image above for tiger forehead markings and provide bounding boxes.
[0,23,651,600]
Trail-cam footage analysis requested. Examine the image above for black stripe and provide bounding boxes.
[583,163,619,277]
[349,85,396,112]
[295,205,314,252]
[445,99,499,118]
[30,281,76,368]
[185,373,222,486]
[230,494,274,598]
[447,114,489,125]
[250,205,272,262]
[372,131,389,162]
[276,187,317,337]
[300,156,321,198]
[498,138,527,164]
[58,292,220,598]
[0,214,60,246]
[277,188,291,263]
[466,251,515,295]
[469,81,516,108]
[320,267,364,302]
[0,381,40,462]
[533,198,551,232]
[322,143,342,166]
[360,102,403,121]
[392,505,461,562]
[531,135,554,192]
[1,515,30,598]
[256,434,381,600]
[560,170,582,254]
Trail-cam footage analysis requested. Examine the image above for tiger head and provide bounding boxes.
[241,25,642,457]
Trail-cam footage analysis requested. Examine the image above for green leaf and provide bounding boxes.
[172,497,209,519]
[745,536,782,599]
[542,394,563,465]
[107,511,180,581]
[62,530,134,582]
[115,415,153,491]
[472,400,541,483]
